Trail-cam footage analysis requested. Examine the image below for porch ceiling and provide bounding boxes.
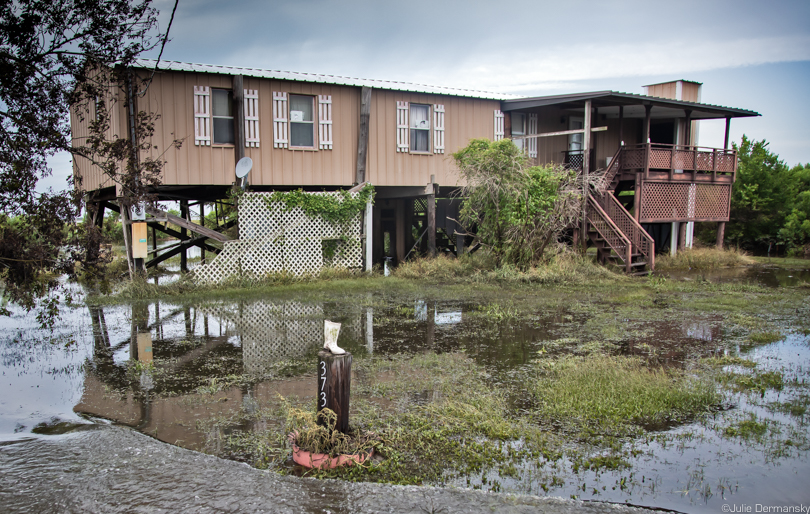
[501,91,760,120]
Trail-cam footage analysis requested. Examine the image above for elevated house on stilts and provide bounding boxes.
[71,62,758,277]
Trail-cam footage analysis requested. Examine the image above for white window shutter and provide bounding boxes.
[494,110,504,141]
[193,86,211,146]
[528,113,538,158]
[244,89,260,148]
[273,91,288,149]
[318,95,333,150]
[396,101,409,153]
[433,104,445,154]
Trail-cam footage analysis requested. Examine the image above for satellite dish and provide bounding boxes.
[235,157,253,179]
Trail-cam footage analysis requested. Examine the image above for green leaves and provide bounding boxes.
[266,184,374,224]
[453,138,581,267]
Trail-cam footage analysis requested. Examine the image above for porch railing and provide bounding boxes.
[621,143,737,180]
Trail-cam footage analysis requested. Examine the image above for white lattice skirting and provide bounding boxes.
[193,192,363,284]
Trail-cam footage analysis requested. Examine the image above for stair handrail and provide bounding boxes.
[586,193,632,272]
[597,147,624,193]
[598,192,655,271]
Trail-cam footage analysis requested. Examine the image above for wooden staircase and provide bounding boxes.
[586,147,655,274]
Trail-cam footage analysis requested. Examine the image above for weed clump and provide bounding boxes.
[530,354,719,432]
[655,247,755,270]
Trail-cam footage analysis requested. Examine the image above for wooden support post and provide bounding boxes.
[372,202,382,265]
[618,105,624,145]
[581,100,592,253]
[723,117,731,150]
[199,202,206,265]
[634,173,642,221]
[355,86,372,185]
[679,221,687,251]
[643,105,651,180]
[395,199,405,264]
[180,200,189,272]
[716,221,726,249]
[151,225,157,255]
[691,146,697,182]
[120,203,134,278]
[712,149,718,182]
[427,176,437,258]
[233,75,245,165]
[317,350,352,434]
[404,198,414,255]
[684,110,692,146]
[669,146,675,181]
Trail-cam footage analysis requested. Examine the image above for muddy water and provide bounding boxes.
[661,265,810,287]
[1,274,809,513]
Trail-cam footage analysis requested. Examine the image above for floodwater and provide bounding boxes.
[661,265,810,288]
[1,269,809,513]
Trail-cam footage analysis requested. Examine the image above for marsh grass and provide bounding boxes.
[655,247,755,270]
[530,355,719,432]
[392,250,618,285]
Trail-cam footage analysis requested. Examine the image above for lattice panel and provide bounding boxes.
[414,198,427,216]
[640,183,689,221]
[694,184,731,219]
[672,150,694,170]
[193,192,363,284]
[648,149,671,169]
[622,149,646,169]
[640,182,731,222]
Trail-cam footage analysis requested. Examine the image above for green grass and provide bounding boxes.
[655,247,755,270]
[530,355,720,432]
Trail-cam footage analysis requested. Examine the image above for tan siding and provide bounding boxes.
[367,90,499,187]
[647,83,678,99]
[681,82,700,103]
[71,77,127,193]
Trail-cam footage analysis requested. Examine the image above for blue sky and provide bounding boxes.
[44,0,810,191]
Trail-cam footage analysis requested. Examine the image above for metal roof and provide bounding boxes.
[501,91,760,119]
[133,59,517,100]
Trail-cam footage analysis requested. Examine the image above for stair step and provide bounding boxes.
[629,261,647,267]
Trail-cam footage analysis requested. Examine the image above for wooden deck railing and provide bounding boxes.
[621,143,737,180]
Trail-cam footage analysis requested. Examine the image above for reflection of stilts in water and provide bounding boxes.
[89,306,113,363]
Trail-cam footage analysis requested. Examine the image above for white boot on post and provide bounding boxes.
[324,320,345,355]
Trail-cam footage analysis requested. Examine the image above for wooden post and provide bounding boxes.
[372,202,382,265]
[395,199,405,264]
[355,86,372,184]
[233,75,245,165]
[684,110,692,146]
[618,105,624,145]
[120,203,134,278]
[317,350,352,434]
[634,172,642,221]
[180,200,189,272]
[200,202,206,265]
[679,220,687,251]
[404,198,414,255]
[581,100,592,253]
[427,176,437,257]
[723,117,731,150]
[642,106,650,181]
[716,222,726,249]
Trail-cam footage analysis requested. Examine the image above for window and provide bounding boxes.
[212,89,234,145]
[289,94,315,148]
[410,104,430,152]
[512,112,526,152]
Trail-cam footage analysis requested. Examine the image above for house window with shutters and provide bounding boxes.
[289,94,315,148]
[410,103,431,153]
[212,89,234,145]
[512,112,526,152]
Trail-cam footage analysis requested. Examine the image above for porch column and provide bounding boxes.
[643,104,652,143]
[723,117,731,149]
[716,222,726,249]
[581,99,592,253]
[679,221,687,251]
[618,105,624,145]
[427,175,437,258]
[670,222,679,256]
[180,200,189,272]
[684,110,692,146]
